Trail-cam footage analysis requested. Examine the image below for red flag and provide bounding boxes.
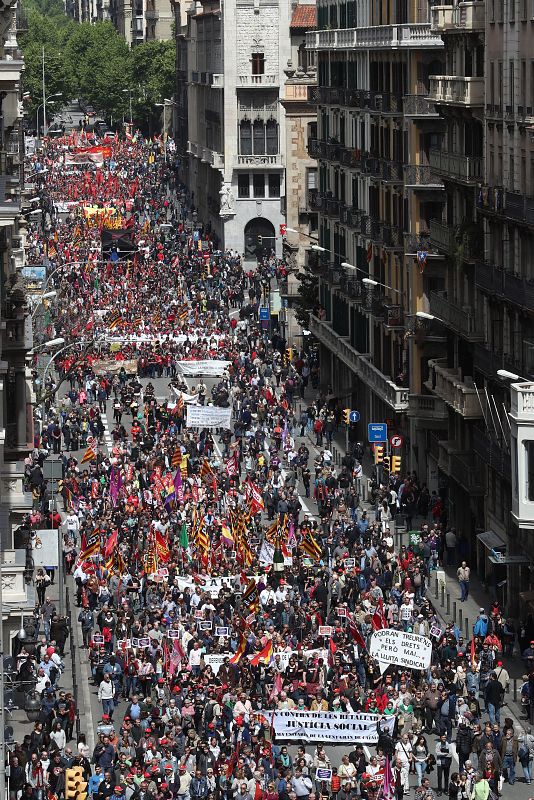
[470,636,476,669]
[269,672,283,702]
[104,529,118,559]
[371,598,387,631]
[348,614,367,651]
[328,637,337,666]
[229,631,247,664]
[248,639,273,667]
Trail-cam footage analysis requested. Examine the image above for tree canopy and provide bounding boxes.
[19,0,176,132]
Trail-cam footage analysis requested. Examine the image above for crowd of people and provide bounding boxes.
[9,128,533,800]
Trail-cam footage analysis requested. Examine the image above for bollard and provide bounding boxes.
[434,576,439,599]
[453,600,456,621]
[513,678,517,703]
[465,618,470,639]
[440,586,445,607]
[447,593,451,616]
[459,608,463,630]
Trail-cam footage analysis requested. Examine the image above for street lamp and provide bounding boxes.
[311,245,329,253]
[362,277,403,296]
[122,89,134,126]
[497,369,528,381]
[31,290,57,319]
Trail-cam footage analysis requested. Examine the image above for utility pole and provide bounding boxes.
[41,46,47,137]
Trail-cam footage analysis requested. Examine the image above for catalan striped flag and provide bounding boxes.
[80,444,97,465]
[299,529,323,561]
[229,631,247,664]
[108,313,123,330]
[171,447,182,469]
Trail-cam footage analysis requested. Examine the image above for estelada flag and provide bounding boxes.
[248,639,273,667]
[81,444,97,465]
[242,578,259,612]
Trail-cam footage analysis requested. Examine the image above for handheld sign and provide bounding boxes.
[215,626,230,637]
[369,629,432,675]
[318,625,333,637]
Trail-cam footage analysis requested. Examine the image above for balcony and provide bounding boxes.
[404,231,438,255]
[426,357,484,417]
[429,148,483,183]
[473,342,526,381]
[408,394,448,420]
[429,290,483,340]
[211,74,224,88]
[306,24,443,51]
[431,5,453,30]
[403,94,440,118]
[453,2,485,29]
[473,427,510,481]
[200,146,224,170]
[338,275,363,301]
[3,317,32,351]
[429,218,455,253]
[477,188,534,226]
[404,164,445,189]
[309,315,409,412]
[449,452,485,493]
[428,75,484,107]
[234,154,283,168]
[238,74,278,87]
[475,262,534,310]
[307,138,326,159]
[346,207,363,230]
[308,190,324,211]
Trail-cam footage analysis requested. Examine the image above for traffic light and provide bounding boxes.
[257,235,263,246]
[391,455,402,475]
[382,456,390,473]
[374,445,384,465]
[65,767,88,800]
[280,223,287,236]
[285,347,293,364]
[343,408,351,425]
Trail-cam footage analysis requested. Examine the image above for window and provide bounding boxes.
[238,174,250,198]
[268,174,280,197]
[298,42,308,73]
[266,121,278,155]
[239,121,252,155]
[510,61,515,106]
[251,53,265,75]
[253,120,265,154]
[509,0,515,20]
[307,168,318,190]
[253,174,265,198]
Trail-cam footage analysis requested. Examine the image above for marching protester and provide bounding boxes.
[11,126,530,800]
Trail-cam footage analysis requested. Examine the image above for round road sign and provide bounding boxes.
[390,434,404,448]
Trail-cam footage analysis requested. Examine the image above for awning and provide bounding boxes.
[489,554,531,565]
[477,530,506,550]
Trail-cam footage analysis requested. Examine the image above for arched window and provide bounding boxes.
[266,120,278,155]
[253,120,265,154]
[239,120,252,154]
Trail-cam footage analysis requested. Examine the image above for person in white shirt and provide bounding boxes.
[394,734,413,792]
[260,587,276,607]
[188,641,203,674]
[65,513,80,545]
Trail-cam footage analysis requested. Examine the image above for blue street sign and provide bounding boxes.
[259,306,270,321]
[349,410,360,423]
[368,423,388,443]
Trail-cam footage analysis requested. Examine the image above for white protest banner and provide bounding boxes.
[259,540,275,565]
[203,653,232,675]
[171,386,199,404]
[272,710,395,744]
[369,629,432,674]
[186,404,232,429]
[178,360,231,377]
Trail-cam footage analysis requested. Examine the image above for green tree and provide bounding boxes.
[293,269,319,328]
[62,22,132,121]
[130,40,176,133]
